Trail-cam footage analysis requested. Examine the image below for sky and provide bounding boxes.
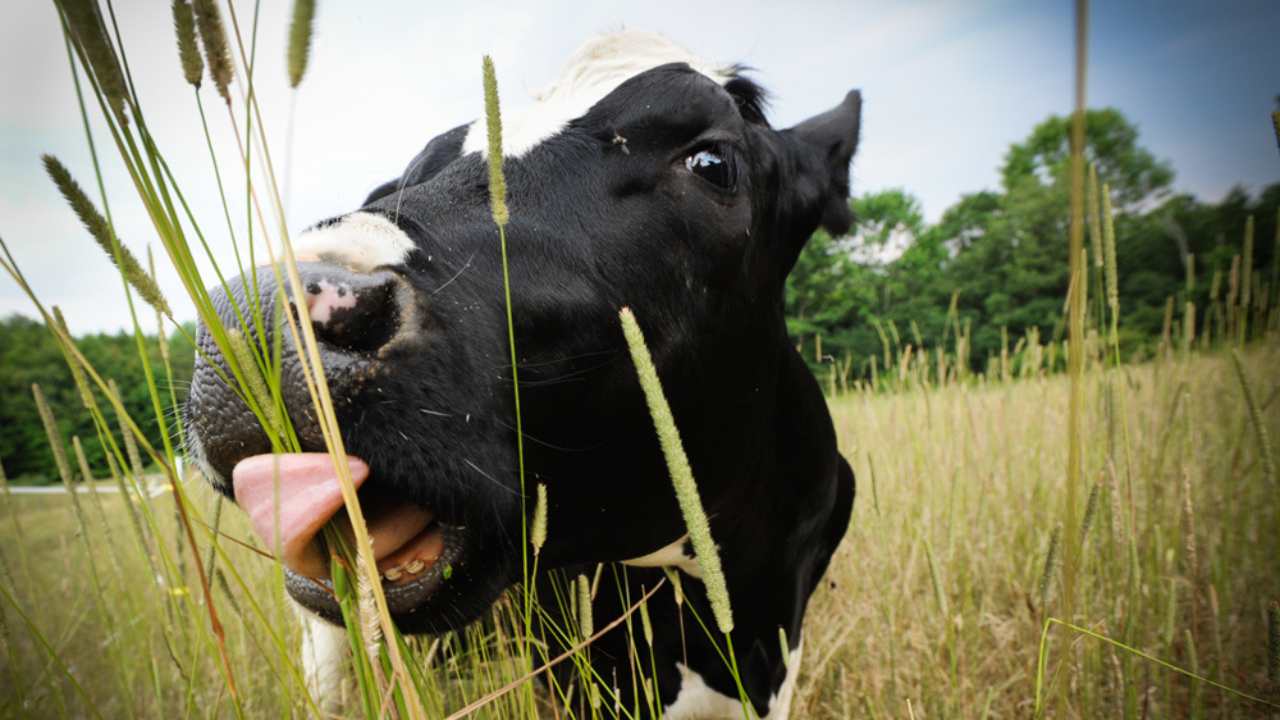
[1,0,1277,334]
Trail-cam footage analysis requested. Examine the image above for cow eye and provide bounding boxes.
[685,148,735,190]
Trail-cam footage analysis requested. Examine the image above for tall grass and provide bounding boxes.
[1,1,1278,718]
[1,2,742,717]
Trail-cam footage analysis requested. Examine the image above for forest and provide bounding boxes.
[787,108,1278,375]
[2,107,1275,482]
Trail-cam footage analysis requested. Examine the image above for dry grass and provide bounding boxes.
[796,343,1280,718]
[2,342,1277,718]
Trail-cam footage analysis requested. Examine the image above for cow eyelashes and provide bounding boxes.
[684,146,737,191]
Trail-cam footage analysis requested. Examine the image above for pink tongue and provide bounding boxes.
[232,453,368,577]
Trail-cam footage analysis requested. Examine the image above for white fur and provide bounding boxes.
[621,535,703,579]
[292,211,415,272]
[665,639,803,720]
[461,31,734,158]
[295,603,351,713]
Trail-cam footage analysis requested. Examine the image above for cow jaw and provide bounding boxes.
[232,453,448,585]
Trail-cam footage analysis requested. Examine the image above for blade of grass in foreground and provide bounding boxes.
[216,3,424,710]
[618,306,756,713]
[618,307,733,635]
[1034,617,1279,716]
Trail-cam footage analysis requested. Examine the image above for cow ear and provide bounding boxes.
[785,90,861,236]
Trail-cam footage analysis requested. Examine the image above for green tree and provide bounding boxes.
[1001,108,1174,210]
[0,315,193,482]
[781,107,1276,381]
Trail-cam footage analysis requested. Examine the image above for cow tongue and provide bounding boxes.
[233,453,370,578]
[360,492,436,569]
[232,453,438,580]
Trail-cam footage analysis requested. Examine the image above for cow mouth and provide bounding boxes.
[232,453,467,615]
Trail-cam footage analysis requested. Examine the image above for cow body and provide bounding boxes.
[185,31,858,718]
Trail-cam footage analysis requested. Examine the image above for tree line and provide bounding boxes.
[786,108,1278,376]
[0,317,194,483]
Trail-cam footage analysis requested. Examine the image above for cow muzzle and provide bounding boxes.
[185,261,406,485]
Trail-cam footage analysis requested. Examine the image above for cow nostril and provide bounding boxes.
[303,272,400,355]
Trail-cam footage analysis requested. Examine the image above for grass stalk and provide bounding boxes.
[1061,0,1089,634]
[1229,349,1276,487]
[619,307,734,635]
[1034,617,1279,715]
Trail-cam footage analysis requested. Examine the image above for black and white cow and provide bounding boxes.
[185,31,857,718]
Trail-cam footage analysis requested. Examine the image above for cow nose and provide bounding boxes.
[301,266,401,355]
[187,262,404,484]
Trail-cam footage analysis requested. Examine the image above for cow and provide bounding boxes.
[184,31,858,719]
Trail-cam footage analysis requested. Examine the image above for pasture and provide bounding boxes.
[2,1,1278,717]
[2,341,1277,718]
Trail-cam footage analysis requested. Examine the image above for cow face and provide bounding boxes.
[184,32,860,633]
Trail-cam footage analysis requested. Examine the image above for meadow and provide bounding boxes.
[2,337,1278,718]
[2,0,1278,717]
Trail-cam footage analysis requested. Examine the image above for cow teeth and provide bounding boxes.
[404,559,426,575]
[383,567,403,581]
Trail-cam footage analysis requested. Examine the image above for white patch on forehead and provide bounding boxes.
[664,638,803,720]
[291,211,414,272]
[621,534,703,579]
[461,31,734,158]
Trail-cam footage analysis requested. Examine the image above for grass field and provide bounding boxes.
[2,340,1277,718]
[3,1,1278,716]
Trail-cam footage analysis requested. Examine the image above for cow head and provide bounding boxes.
[185,32,859,636]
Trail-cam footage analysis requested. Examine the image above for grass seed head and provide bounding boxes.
[32,384,73,486]
[1038,524,1062,614]
[61,0,129,123]
[1087,163,1103,268]
[147,248,172,366]
[355,546,384,673]
[1101,182,1120,322]
[779,626,791,668]
[530,482,547,555]
[481,55,509,227]
[620,306,734,633]
[576,573,593,639]
[286,0,316,88]
[225,329,282,438]
[51,306,97,411]
[171,0,203,88]
[192,0,233,102]
[1230,349,1276,487]
[108,378,145,477]
[663,566,684,608]
[1080,481,1101,544]
[42,155,172,317]
[639,595,654,647]
[72,436,94,485]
